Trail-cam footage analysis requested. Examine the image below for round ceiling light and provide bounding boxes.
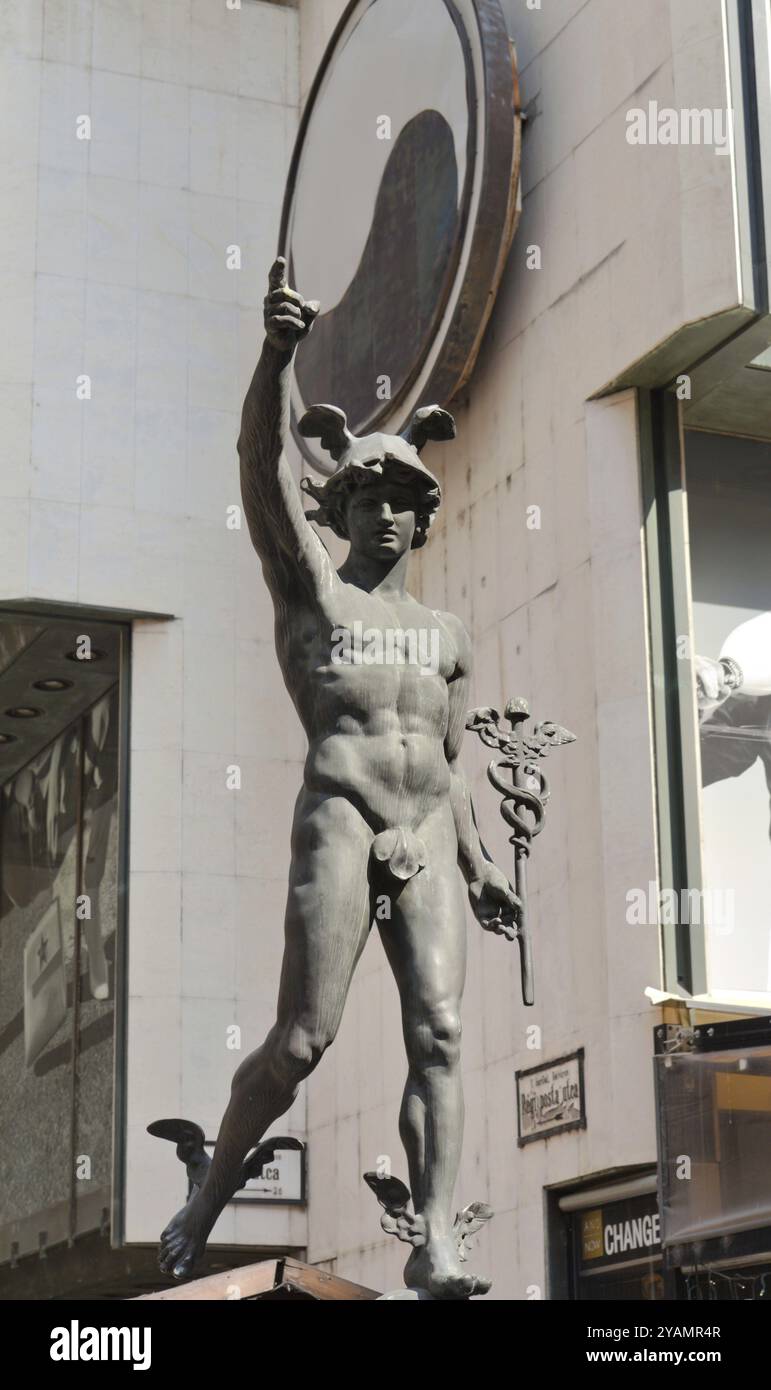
[32,678,74,692]
[5,706,42,719]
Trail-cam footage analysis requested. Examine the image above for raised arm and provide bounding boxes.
[238,258,333,596]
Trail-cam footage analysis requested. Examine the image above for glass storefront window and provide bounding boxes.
[0,614,125,1263]
[568,1191,665,1300]
[656,1044,771,1247]
[684,431,771,998]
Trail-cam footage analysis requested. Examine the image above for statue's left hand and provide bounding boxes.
[468,863,520,941]
[264,256,320,353]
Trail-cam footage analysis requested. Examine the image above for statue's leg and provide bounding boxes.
[159,792,373,1278]
[378,804,486,1298]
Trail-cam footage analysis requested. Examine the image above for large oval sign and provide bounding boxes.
[279,0,521,473]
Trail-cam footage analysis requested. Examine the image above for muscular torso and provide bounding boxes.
[275,577,461,832]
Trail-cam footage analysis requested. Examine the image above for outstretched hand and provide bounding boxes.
[264,256,320,352]
[467,862,521,941]
[694,654,732,716]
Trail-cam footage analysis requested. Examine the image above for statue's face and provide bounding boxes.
[344,475,418,560]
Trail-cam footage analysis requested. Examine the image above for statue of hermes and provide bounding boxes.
[158,258,520,1299]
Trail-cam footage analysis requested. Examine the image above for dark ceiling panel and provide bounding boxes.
[0,619,120,787]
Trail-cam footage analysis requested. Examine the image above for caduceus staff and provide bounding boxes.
[466,698,575,1006]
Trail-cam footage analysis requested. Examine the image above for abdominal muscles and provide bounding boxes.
[300,662,452,830]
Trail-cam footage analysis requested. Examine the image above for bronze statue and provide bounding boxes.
[156,258,525,1299]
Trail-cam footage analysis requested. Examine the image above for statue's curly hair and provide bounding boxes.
[300,461,441,550]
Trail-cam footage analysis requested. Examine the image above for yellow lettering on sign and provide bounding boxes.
[581,1208,603,1261]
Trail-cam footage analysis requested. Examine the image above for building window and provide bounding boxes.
[549,1176,665,1301]
[685,431,771,998]
[655,1020,771,1298]
[0,613,128,1266]
[641,386,771,1001]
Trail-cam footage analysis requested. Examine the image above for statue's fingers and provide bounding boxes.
[267,313,305,329]
[267,285,303,306]
[265,300,301,318]
[493,904,520,938]
[300,298,320,324]
[264,291,303,313]
[498,901,520,934]
[266,303,304,325]
[268,255,287,291]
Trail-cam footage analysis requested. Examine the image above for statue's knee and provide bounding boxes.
[275,1023,330,1084]
[434,1009,462,1068]
[408,1004,462,1070]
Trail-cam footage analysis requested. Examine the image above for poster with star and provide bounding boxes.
[23,899,66,1067]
